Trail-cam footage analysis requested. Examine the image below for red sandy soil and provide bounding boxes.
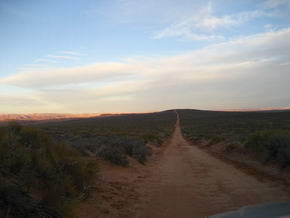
[76,116,290,218]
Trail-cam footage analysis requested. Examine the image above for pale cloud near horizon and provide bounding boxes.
[1,27,290,113]
[6,62,135,88]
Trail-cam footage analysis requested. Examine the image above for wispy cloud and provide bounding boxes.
[265,0,290,8]
[154,2,268,41]
[60,51,84,56]
[34,58,59,64]
[154,29,224,41]
[17,64,51,73]
[34,51,83,64]
[1,27,290,112]
[18,51,83,75]
[47,55,80,60]
[29,51,84,68]
[3,28,290,88]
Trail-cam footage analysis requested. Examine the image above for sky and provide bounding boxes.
[0,0,290,113]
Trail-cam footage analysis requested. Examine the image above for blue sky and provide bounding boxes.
[1,0,290,113]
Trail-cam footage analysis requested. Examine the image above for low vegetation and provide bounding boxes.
[245,130,290,168]
[178,109,290,169]
[39,111,176,166]
[0,123,97,218]
[0,111,176,217]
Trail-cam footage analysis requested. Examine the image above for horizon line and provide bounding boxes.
[1,106,290,116]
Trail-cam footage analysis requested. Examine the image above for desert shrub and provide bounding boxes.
[19,127,51,149]
[224,143,240,153]
[96,136,152,165]
[208,135,225,145]
[186,133,207,142]
[122,138,152,164]
[245,130,290,167]
[98,144,128,166]
[0,123,98,218]
[276,143,290,168]
[142,134,162,145]
[0,183,59,218]
[132,144,152,164]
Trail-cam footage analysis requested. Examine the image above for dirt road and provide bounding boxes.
[137,112,290,218]
[77,112,290,218]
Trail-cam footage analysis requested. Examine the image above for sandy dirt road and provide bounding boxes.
[137,112,290,218]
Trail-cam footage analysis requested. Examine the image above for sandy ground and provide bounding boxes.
[77,114,290,218]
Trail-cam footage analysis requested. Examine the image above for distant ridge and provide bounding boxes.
[0,112,153,123]
[0,113,100,122]
[218,107,290,112]
[1,107,290,123]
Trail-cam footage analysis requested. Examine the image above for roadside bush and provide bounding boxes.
[245,130,290,168]
[224,143,240,153]
[132,144,152,164]
[142,134,162,145]
[96,136,152,165]
[0,123,98,218]
[19,127,51,149]
[208,135,225,145]
[98,144,128,166]
[0,183,59,218]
